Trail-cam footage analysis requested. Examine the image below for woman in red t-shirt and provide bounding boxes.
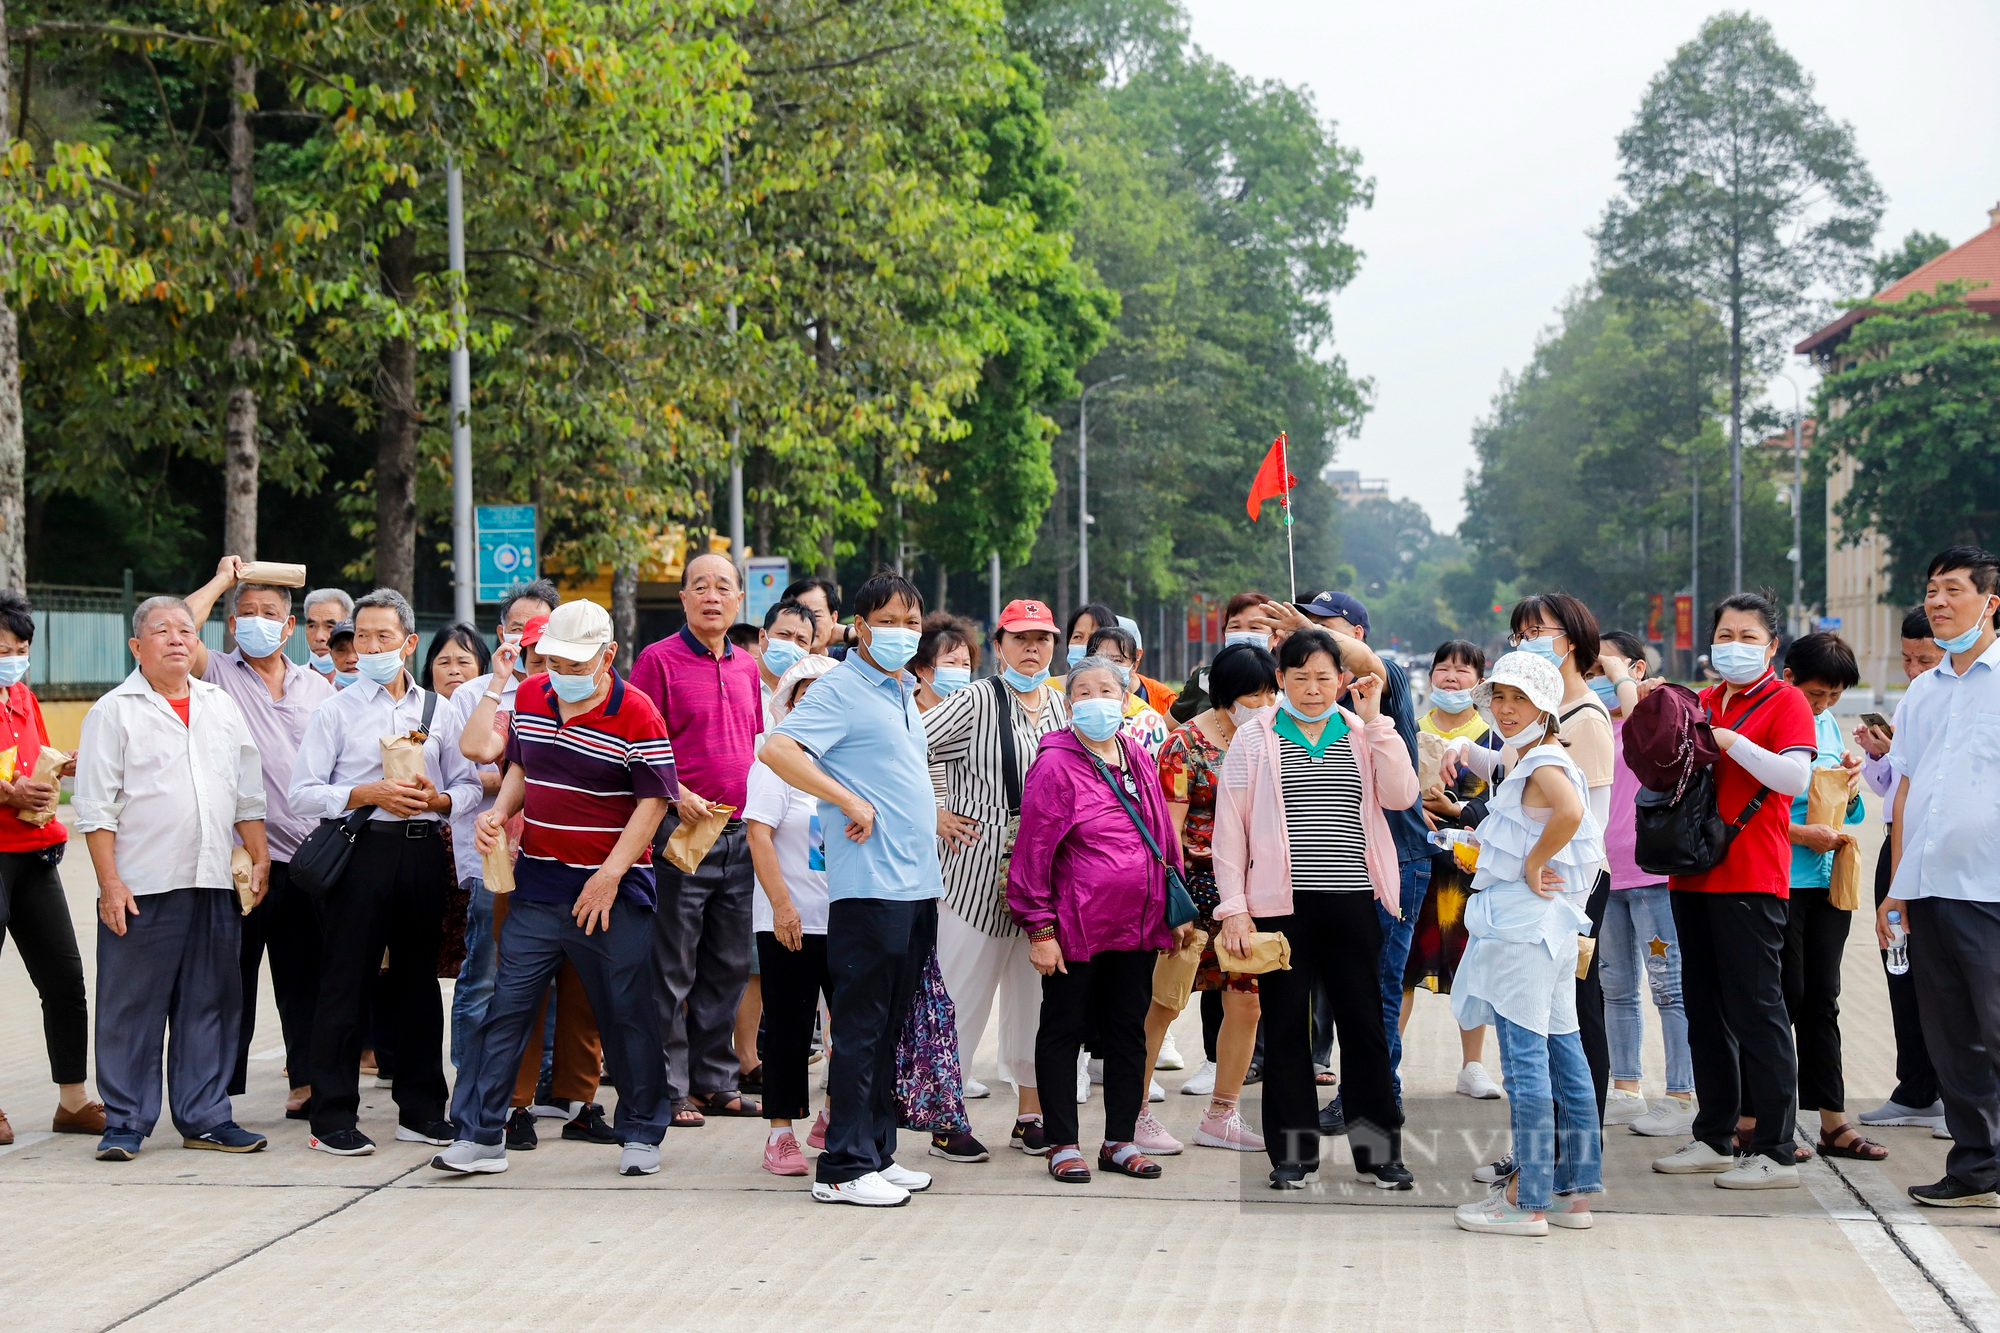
[0,591,104,1144]
[1651,592,1816,1191]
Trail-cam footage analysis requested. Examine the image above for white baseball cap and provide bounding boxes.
[538,599,612,662]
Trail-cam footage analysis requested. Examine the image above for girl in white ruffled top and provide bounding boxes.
[1440,649,1606,1237]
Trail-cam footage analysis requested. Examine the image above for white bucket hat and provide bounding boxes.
[771,653,839,722]
[1474,650,1565,716]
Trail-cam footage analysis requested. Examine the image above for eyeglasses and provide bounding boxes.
[1510,625,1565,646]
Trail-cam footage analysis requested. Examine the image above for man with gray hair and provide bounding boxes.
[302,588,354,682]
[183,556,335,1120]
[291,587,482,1156]
[73,595,271,1160]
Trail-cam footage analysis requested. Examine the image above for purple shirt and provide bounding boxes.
[202,647,335,861]
[1606,718,1659,891]
[628,625,762,810]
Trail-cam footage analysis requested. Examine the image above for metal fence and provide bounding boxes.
[25,582,469,699]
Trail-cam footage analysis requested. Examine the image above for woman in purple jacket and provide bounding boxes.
[1008,656,1193,1183]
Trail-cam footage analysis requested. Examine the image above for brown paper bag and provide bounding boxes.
[1151,929,1208,1012]
[1575,934,1597,980]
[1417,732,1447,794]
[1806,767,1853,829]
[481,835,516,895]
[230,845,257,916]
[18,744,67,828]
[237,561,307,588]
[665,805,736,874]
[1829,837,1863,912]
[1217,930,1292,975]
[380,731,428,785]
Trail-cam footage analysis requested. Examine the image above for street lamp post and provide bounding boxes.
[1077,373,1125,606]
[1776,374,1806,638]
[447,156,474,624]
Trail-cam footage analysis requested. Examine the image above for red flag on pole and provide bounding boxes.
[1246,434,1297,521]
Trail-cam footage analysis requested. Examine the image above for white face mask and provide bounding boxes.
[1228,701,1261,726]
[1504,717,1547,748]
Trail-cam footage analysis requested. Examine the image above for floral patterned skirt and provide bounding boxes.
[1404,849,1473,995]
[896,948,971,1133]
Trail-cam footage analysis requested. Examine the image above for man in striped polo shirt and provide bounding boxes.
[434,600,677,1179]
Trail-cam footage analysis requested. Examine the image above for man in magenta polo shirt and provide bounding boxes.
[629,552,764,1124]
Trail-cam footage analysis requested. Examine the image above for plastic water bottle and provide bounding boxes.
[1886,910,1909,976]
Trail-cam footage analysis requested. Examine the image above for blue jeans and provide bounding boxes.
[1375,857,1433,1087]
[1599,885,1693,1094]
[1494,1017,1602,1211]
[450,879,496,1069]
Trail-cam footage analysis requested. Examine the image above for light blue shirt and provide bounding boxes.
[1888,636,2000,902]
[772,652,943,903]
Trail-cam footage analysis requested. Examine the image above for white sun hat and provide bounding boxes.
[1474,650,1565,716]
[772,652,839,722]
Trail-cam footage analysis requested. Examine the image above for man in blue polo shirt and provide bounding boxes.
[761,572,941,1208]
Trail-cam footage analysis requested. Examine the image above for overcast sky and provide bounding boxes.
[1177,0,2000,533]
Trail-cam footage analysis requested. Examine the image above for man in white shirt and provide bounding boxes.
[1881,546,2000,1209]
[73,596,271,1162]
[434,579,558,1068]
[290,588,483,1157]
[302,588,354,683]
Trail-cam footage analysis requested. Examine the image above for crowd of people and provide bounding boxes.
[1,542,1996,1228]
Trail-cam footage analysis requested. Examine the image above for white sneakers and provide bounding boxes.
[430,1140,508,1174]
[1858,1098,1945,1129]
[812,1171,910,1207]
[1156,1033,1185,1070]
[1651,1140,1734,1174]
[962,1078,991,1100]
[1628,1095,1696,1137]
[1602,1088,1647,1125]
[879,1161,933,1193]
[1455,1062,1503,1100]
[1716,1157,1800,1190]
[618,1144,661,1177]
[1455,1190,1547,1237]
[1149,1079,1165,1104]
[1180,1060,1218,1097]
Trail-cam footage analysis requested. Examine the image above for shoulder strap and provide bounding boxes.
[1085,749,1170,872]
[414,684,438,737]
[993,675,1024,816]
[1559,697,1609,725]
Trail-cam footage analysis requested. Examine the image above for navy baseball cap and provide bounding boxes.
[1297,590,1370,636]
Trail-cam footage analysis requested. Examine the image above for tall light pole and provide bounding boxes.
[1076,373,1125,605]
[447,155,474,624]
[1776,373,1806,638]
[723,141,746,613]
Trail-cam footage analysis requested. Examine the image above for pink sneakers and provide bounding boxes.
[763,1132,809,1177]
[806,1108,828,1151]
[1194,1107,1265,1151]
[1133,1112,1183,1156]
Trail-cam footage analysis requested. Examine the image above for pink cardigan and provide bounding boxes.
[1211,706,1419,921]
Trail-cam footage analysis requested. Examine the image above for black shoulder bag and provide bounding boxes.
[293,687,437,900]
[992,675,1024,817]
[1084,747,1198,931]
[1632,689,1775,878]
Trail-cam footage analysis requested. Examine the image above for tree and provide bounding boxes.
[1815,283,2000,604]
[1871,229,1951,292]
[1595,11,1881,594]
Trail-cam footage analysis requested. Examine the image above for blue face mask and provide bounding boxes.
[932,665,972,696]
[1934,600,1996,654]
[357,649,405,685]
[1588,677,1622,710]
[1071,697,1124,741]
[1515,635,1567,668]
[865,626,921,673]
[1223,631,1265,650]
[333,669,359,689]
[0,655,28,688]
[1710,641,1769,685]
[761,639,807,681]
[1429,686,1473,714]
[1067,644,1087,668]
[309,651,334,672]
[232,615,286,660]
[1278,694,1337,724]
[1000,664,1050,693]
[548,665,602,703]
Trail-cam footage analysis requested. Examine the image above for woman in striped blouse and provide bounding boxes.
[924,600,1071,1155]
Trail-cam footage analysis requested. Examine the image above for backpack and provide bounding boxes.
[1630,690,1774,878]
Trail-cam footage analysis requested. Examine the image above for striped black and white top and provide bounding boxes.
[1278,731,1373,892]
[925,677,1070,935]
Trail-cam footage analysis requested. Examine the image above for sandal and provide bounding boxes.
[1047,1145,1091,1183]
[1819,1124,1890,1161]
[739,1064,764,1094]
[1099,1141,1162,1179]
[692,1091,763,1118]
[670,1097,705,1128]
[1314,1070,1337,1086]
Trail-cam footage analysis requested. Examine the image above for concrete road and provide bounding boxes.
[3,816,1997,1332]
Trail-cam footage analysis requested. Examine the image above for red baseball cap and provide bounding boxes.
[996,598,1059,634]
[519,613,550,649]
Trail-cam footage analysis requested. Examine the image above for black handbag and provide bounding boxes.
[1084,748,1199,931]
[292,686,438,900]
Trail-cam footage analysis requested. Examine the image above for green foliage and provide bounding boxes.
[1871,230,1951,293]
[1816,283,2000,604]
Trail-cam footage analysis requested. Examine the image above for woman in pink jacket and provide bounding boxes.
[1007,657,1193,1184]
[1213,628,1420,1190]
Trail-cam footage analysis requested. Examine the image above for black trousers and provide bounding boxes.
[1036,948,1153,1148]
[1575,872,1611,1119]
[1908,897,2000,1192]
[758,930,833,1122]
[1783,884,1851,1113]
[818,896,936,1185]
[0,849,88,1084]
[229,861,321,1095]
[1875,844,1938,1107]
[307,824,451,1136]
[1256,893,1402,1173]
[1672,889,1797,1163]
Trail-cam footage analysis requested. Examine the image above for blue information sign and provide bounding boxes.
[476,505,538,602]
[744,555,790,628]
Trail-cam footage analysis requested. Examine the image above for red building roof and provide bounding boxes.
[1797,203,2000,358]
